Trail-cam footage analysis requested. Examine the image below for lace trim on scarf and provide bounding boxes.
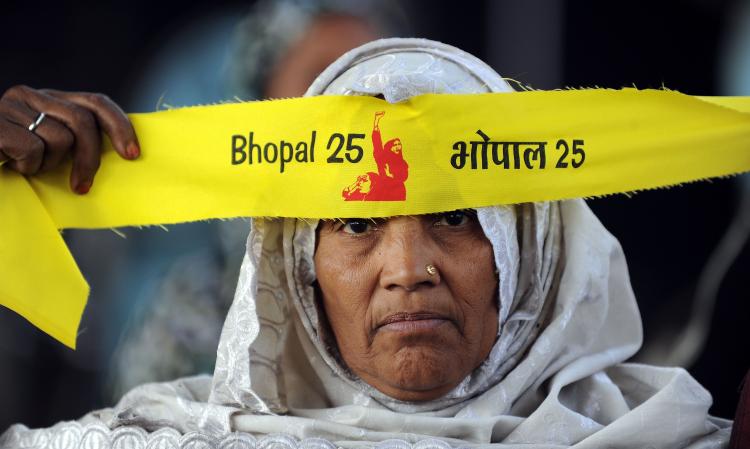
[0,422,460,449]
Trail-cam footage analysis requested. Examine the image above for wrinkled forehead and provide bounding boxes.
[305,38,513,100]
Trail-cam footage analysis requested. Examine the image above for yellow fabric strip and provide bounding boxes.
[1,88,749,348]
[0,171,88,348]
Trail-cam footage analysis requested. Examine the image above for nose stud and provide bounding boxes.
[425,264,438,276]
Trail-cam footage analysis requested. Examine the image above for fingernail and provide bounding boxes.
[126,143,140,159]
[76,181,92,195]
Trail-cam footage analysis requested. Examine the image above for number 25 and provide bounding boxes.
[555,139,585,168]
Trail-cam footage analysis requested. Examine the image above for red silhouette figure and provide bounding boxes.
[342,111,409,201]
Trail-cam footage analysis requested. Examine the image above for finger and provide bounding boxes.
[43,89,139,160]
[0,100,74,172]
[5,86,102,193]
[37,115,75,172]
[0,116,44,175]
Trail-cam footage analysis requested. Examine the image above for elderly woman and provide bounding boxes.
[0,39,733,448]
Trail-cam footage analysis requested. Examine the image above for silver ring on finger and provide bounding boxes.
[27,112,46,133]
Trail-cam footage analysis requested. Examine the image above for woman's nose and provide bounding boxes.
[378,218,440,291]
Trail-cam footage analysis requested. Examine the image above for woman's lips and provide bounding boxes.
[376,312,453,333]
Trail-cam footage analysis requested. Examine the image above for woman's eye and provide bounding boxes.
[436,211,472,227]
[342,219,372,234]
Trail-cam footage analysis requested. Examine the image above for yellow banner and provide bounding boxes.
[1,89,749,348]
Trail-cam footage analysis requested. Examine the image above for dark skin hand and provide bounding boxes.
[0,85,139,193]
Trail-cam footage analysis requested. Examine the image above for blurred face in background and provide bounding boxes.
[264,14,379,98]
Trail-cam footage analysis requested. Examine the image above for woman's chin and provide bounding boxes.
[364,346,466,402]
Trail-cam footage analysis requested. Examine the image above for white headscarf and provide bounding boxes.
[0,38,731,449]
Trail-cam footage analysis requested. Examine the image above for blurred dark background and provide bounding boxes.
[1,0,748,430]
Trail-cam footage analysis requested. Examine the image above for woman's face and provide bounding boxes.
[314,211,499,402]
